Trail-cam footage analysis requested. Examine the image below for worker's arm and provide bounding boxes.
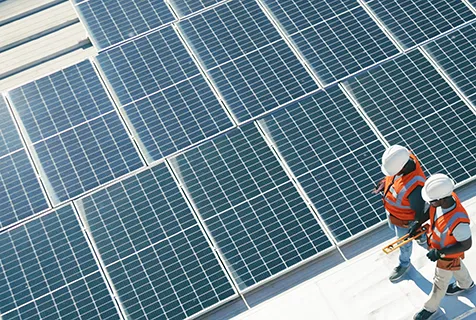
[409,186,425,222]
[441,222,472,255]
[440,237,472,256]
[407,186,428,236]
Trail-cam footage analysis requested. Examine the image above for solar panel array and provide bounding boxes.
[1,0,475,318]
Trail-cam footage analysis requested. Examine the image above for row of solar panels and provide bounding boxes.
[0,0,475,319]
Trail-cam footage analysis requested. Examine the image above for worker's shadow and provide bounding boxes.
[407,266,476,319]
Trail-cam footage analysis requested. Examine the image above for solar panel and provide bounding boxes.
[177,0,319,122]
[366,0,475,49]
[171,124,333,289]
[76,0,174,50]
[424,22,476,104]
[0,96,23,157]
[342,50,476,183]
[124,76,233,162]
[0,205,120,319]
[7,60,143,204]
[168,0,222,17]
[257,86,386,241]
[0,97,49,230]
[76,163,236,319]
[263,2,399,84]
[96,27,233,161]
[96,27,200,106]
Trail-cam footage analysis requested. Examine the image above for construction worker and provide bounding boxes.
[413,174,473,320]
[373,145,426,282]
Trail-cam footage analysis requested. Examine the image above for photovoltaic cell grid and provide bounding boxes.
[76,0,174,50]
[258,86,386,241]
[124,76,233,162]
[76,163,235,319]
[367,0,475,49]
[343,50,476,183]
[172,124,332,289]
[0,96,23,157]
[8,60,114,143]
[96,27,233,162]
[0,97,49,230]
[263,1,399,85]
[0,150,49,230]
[425,22,476,105]
[7,60,143,204]
[96,27,199,106]
[262,0,359,35]
[168,0,223,17]
[178,0,319,122]
[0,205,120,319]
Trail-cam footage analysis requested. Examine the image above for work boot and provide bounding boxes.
[413,309,435,320]
[446,281,475,295]
[389,265,409,282]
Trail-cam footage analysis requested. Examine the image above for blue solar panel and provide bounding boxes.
[0,205,120,319]
[258,86,386,241]
[0,150,49,229]
[178,0,319,122]
[367,0,475,48]
[172,124,333,289]
[77,163,235,319]
[288,7,400,84]
[7,60,143,204]
[0,97,23,157]
[343,50,476,183]
[34,112,143,203]
[425,23,476,104]
[8,60,115,144]
[76,0,174,50]
[96,27,200,106]
[124,75,233,161]
[168,0,222,17]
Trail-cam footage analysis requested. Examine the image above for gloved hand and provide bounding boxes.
[408,222,422,237]
[426,249,442,262]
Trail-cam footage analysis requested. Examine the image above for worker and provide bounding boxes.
[373,145,426,282]
[413,174,474,320]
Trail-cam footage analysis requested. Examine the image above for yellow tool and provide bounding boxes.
[382,224,429,254]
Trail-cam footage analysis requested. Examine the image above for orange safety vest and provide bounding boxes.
[427,193,470,260]
[383,154,426,222]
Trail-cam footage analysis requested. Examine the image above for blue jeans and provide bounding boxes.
[391,224,412,268]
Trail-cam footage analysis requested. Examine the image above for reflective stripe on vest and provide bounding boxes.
[384,175,426,210]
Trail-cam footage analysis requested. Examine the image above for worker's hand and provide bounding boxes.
[426,249,442,262]
[372,179,385,194]
[408,222,421,237]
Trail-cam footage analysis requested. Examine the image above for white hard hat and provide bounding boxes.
[421,173,455,202]
[381,145,410,176]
